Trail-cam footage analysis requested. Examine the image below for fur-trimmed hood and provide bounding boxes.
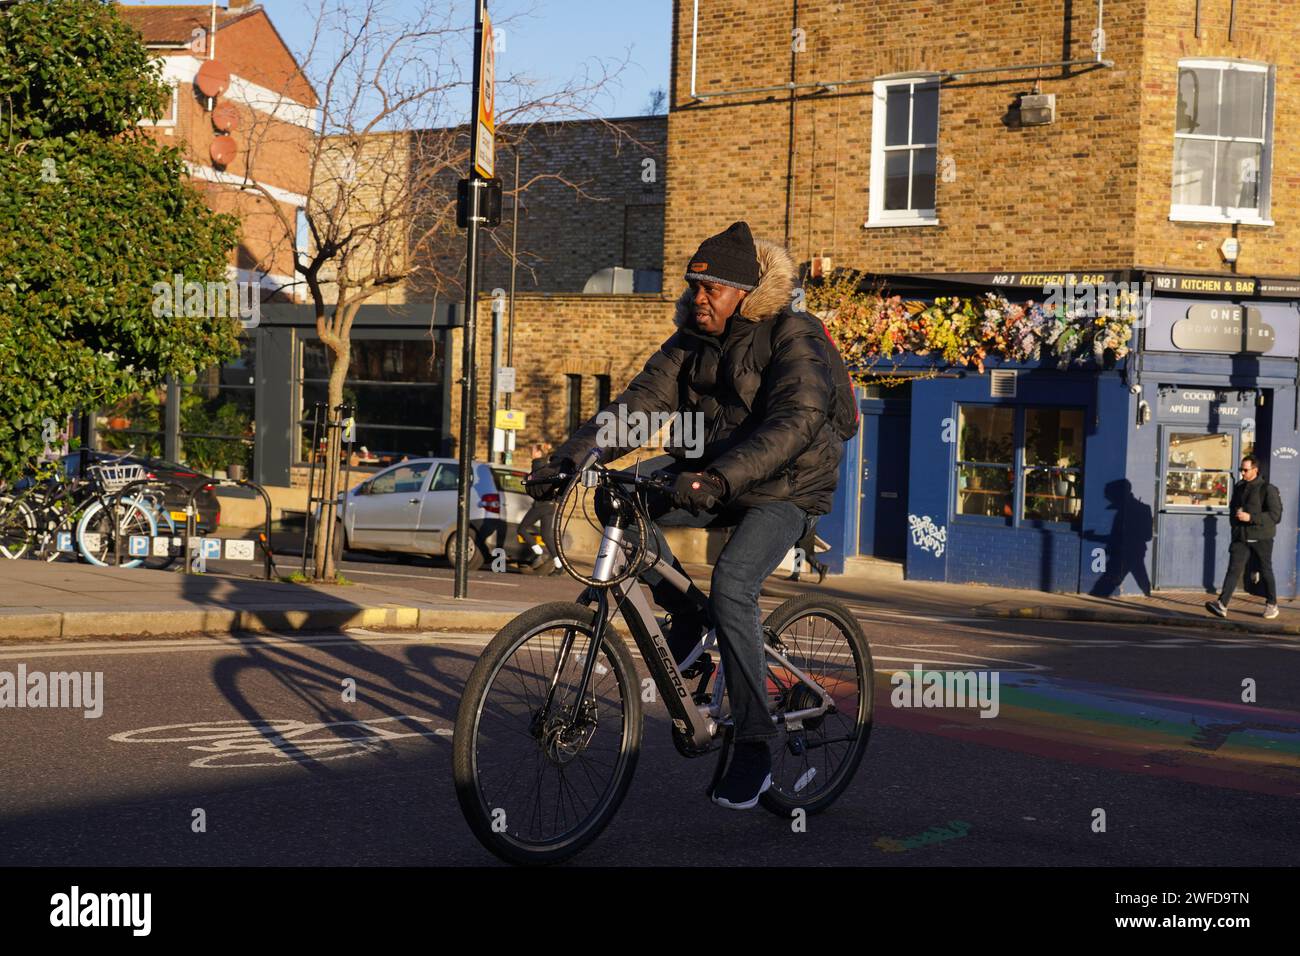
[673,238,797,328]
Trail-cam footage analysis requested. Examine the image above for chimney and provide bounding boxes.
[227,0,255,10]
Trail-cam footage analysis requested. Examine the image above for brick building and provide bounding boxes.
[101,2,318,478]
[663,0,1300,595]
[119,0,316,293]
[373,116,672,463]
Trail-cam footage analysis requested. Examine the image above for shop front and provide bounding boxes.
[1125,280,1300,597]
[828,270,1300,597]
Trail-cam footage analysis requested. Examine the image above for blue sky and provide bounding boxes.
[126,0,671,119]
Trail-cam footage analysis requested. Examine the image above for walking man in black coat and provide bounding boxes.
[1207,454,1283,619]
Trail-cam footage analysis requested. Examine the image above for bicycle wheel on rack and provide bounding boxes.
[453,601,643,866]
[75,497,156,568]
[0,495,36,559]
[758,593,874,817]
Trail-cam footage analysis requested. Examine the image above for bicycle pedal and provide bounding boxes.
[680,652,713,680]
[686,654,715,703]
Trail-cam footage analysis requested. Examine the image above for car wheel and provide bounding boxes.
[444,530,484,571]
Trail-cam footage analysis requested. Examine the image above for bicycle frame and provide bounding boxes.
[544,475,836,755]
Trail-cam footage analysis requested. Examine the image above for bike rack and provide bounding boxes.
[184,478,276,580]
[109,479,194,569]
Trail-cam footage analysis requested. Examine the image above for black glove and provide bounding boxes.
[669,470,727,515]
[525,456,575,500]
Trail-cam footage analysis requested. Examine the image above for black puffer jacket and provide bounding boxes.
[1230,476,1283,542]
[554,240,843,514]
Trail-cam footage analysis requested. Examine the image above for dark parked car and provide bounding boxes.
[59,451,221,534]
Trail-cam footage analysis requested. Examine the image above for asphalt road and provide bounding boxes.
[0,591,1295,867]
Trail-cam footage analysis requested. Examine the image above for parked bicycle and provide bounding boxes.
[452,452,875,865]
[0,449,177,568]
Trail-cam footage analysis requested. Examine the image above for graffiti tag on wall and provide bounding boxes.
[908,514,947,557]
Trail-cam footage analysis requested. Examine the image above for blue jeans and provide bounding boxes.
[609,462,812,743]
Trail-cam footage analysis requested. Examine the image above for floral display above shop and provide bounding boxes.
[809,272,1141,383]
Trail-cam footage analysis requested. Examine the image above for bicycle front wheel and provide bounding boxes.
[453,601,643,866]
[76,498,156,568]
[759,593,874,817]
[0,495,36,559]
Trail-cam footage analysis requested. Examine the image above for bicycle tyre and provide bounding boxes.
[0,495,36,559]
[758,593,874,817]
[75,497,156,568]
[453,601,643,866]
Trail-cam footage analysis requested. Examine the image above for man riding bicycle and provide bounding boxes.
[526,221,843,810]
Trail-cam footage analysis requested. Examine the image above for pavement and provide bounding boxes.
[2,549,1299,641]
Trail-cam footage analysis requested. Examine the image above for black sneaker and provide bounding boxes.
[711,741,772,810]
[1206,600,1228,618]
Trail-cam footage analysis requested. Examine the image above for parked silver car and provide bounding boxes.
[327,458,532,568]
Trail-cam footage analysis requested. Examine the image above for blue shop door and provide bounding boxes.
[1154,426,1239,590]
[859,410,910,559]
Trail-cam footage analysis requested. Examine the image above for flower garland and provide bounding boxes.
[810,275,1139,381]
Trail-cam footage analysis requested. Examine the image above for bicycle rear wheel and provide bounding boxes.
[758,594,874,817]
[0,495,36,559]
[453,601,643,866]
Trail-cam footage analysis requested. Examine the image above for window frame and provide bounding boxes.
[952,404,1087,532]
[565,374,583,435]
[867,74,941,227]
[1169,58,1275,226]
[139,80,179,128]
[1160,428,1237,514]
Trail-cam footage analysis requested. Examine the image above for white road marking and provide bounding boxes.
[110,716,452,769]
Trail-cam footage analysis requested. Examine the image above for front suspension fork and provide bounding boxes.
[537,588,611,731]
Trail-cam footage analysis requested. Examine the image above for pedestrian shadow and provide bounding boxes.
[1086,479,1153,597]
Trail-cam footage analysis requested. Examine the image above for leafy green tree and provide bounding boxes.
[0,0,240,480]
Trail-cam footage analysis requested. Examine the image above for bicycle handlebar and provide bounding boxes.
[527,465,675,497]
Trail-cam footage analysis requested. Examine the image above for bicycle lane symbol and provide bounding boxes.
[109,716,452,769]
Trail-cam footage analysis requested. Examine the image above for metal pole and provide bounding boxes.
[506,145,520,409]
[488,296,502,465]
[454,0,487,600]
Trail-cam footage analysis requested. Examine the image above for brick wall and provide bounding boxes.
[355,116,667,305]
[1135,0,1300,275]
[667,0,1300,280]
[446,292,678,459]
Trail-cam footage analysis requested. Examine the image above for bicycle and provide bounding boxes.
[0,451,174,568]
[452,451,874,865]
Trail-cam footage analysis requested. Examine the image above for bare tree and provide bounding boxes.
[224,0,646,580]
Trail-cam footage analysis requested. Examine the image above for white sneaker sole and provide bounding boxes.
[711,773,773,810]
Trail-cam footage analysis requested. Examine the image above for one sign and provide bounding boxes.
[1220,237,1241,264]
[153,537,173,558]
[82,533,102,553]
[474,5,496,179]
[342,417,356,443]
[57,532,73,552]
[201,538,223,560]
[225,539,256,561]
[497,366,516,393]
[495,408,525,430]
[1170,304,1273,353]
[1144,298,1300,357]
[129,535,149,558]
